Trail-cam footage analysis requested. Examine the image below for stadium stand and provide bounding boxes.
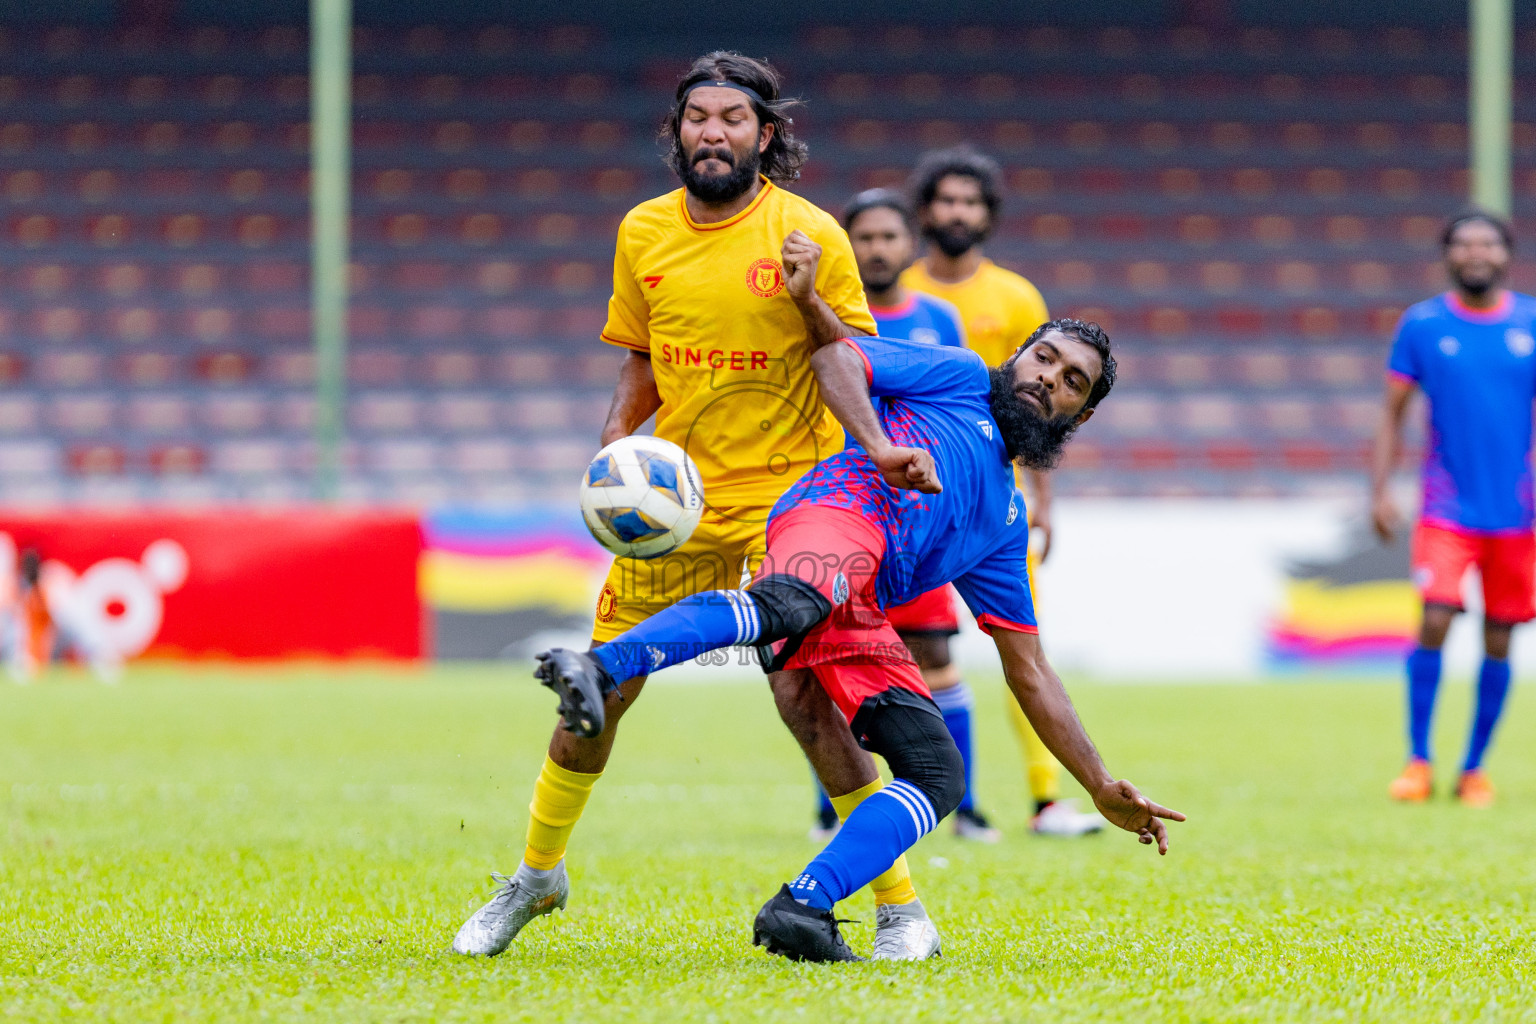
[0,21,1525,504]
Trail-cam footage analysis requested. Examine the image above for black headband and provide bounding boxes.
[679,79,769,110]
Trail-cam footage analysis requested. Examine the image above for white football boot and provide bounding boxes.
[451,862,569,956]
[1030,799,1105,837]
[871,899,942,960]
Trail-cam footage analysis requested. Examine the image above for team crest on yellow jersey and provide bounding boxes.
[745,257,785,298]
[596,584,618,623]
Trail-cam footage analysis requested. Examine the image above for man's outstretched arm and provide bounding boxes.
[598,350,662,446]
[991,626,1185,853]
[809,341,940,493]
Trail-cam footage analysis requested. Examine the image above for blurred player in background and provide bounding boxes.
[454,51,941,961]
[902,145,1102,837]
[2,547,52,683]
[805,187,1008,843]
[1372,210,1534,808]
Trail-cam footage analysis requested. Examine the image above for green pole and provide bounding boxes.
[1470,0,1513,216]
[311,0,351,501]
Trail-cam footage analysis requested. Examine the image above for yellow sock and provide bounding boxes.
[829,778,919,906]
[523,755,602,870]
[1007,699,1061,803]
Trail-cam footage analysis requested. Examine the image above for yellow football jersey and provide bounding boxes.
[901,258,1049,367]
[601,179,875,506]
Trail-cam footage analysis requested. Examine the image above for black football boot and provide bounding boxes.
[752,885,863,962]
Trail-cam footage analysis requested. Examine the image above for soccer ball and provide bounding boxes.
[579,436,705,559]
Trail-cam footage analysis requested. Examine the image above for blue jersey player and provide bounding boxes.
[805,188,1013,847]
[535,319,1185,961]
[1372,211,1536,808]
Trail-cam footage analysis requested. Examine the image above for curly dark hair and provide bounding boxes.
[661,51,808,186]
[907,145,1003,221]
[1010,317,1117,411]
[1442,208,1515,251]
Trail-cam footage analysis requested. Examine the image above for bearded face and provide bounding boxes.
[676,135,762,204]
[922,220,989,259]
[987,365,1080,470]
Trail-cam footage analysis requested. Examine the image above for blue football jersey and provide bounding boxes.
[771,337,1037,635]
[1388,291,1536,532]
[870,293,966,349]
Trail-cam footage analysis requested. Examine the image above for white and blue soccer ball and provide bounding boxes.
[579,435,705,559]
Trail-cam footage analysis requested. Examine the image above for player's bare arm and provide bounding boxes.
[782,229,872,348]
[598,351,663,446]
[991,627,1185,853]
[1369,375,1416,543]
[1024,467,1054,562]
[808,341,941,493]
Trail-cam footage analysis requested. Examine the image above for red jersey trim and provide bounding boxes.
[678,178,775,232]
[843,337,873,384]
[1444,289,1514,324]
[975,613,1039,636]
[869,295,919,318]
[600,333,649,352]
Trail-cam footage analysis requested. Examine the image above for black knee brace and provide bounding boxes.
[747,574,832,672]
[849,689,966,822]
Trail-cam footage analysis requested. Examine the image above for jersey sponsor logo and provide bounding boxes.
[658,343,770,370]
[643,275,664,289]
[1006,492,1020,525]
[1507,328,1535,357]
[832,572,850,604]
[647,644,667,669]
[977,419,993,440]
[596,584,618,623]
[1438,335,1461,356]
[909,327,940,346]
[745,257,785,298]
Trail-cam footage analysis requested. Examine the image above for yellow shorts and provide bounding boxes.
[591,506,771,643]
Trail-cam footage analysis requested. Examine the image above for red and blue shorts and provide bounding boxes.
[1411,521,1536,624]
[757,504,929,721]
[885,585,961,636]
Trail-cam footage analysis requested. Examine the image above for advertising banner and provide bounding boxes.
[0,511,423,661]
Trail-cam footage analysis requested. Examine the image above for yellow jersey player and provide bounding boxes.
[902,145,1104,837]
[452,51,942,962]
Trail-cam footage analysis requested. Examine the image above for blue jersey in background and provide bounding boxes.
[869,293,966,349]
[1388,290,1536,533]
[772,337,1036,635]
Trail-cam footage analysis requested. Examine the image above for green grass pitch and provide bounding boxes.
[1,665,1532,1022]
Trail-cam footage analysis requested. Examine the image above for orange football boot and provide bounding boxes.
[1388,759,1433,802]
[1455,769,1495,808]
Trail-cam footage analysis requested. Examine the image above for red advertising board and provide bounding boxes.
[0,511,424,659]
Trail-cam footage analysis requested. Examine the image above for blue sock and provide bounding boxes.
[787,779,936,909]
[1463,658,1512,772]
[1406,646,1442,761]
[589,590,761,684]
[931,682,975,812]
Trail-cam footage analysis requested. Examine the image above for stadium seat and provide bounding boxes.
[0,440,58,476]
[0,395,40,433]
[202,393,268,433]
[351,393,421,433]
[430,394,497,433]
[125,394,193,434]
[149,443,208,475]
[67,442,127,475]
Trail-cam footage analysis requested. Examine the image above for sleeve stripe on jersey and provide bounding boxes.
[842,337,874,385]
[975,613,1039,636]
[600,332,649,352]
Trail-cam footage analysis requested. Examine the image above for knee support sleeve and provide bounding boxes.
[747,574,833,672]
[851,692,967,821]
